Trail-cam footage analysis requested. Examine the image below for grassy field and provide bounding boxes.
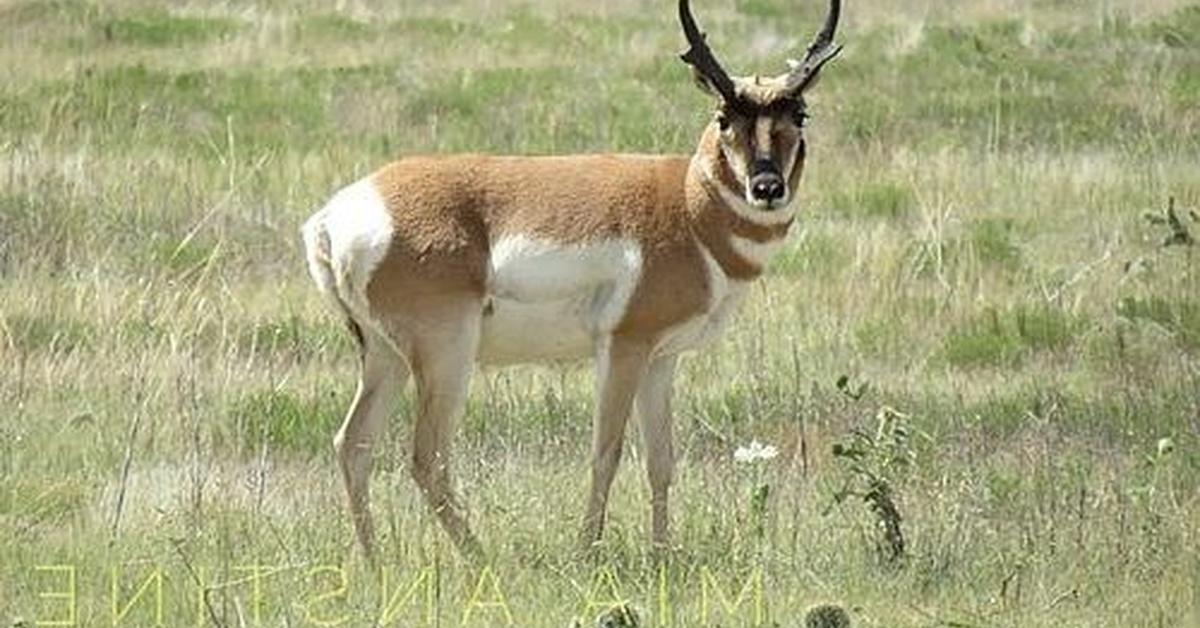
[2,0,1199,625]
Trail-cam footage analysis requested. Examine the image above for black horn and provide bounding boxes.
[786,0,843,93]
[679,0,745,109]
[809,0,841,56]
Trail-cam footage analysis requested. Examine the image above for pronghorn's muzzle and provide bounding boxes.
[748,159,785,206]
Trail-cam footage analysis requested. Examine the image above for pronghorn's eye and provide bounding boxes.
[792,109,810,127]
[716,113,731,131]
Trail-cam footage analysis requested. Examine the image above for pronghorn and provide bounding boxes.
[302,0,842,557]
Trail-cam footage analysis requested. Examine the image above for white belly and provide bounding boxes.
[475,234,758,365]
[478,297,595,364]
[479,234,643,365]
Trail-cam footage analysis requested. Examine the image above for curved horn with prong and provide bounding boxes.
[784,0,843,93]
[679,0,746,110]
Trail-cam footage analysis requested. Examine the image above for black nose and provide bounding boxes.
[749,159,785,204]
[750,174,785,203]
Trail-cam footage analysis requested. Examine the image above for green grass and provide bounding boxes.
[940,305,1084,367]
[221,387,350,456]
[3,312,96,355]
[828,180,916,220]
[100,11,240,47]
[1117,295,1200,350]
[1,0,1199,626]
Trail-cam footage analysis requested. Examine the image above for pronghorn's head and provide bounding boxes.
[680,0,842,211]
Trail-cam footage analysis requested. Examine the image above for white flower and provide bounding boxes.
[734,440,779,464]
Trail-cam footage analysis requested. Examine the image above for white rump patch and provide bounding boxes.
[301,178,393,320]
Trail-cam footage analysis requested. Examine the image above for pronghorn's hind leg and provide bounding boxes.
[334,327,410,559]
[396,294,485,560]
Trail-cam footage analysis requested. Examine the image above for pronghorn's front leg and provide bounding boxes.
[636,355,678,546]
[583,335,653,545]
[334,336,409,559]
[405,295,485,559]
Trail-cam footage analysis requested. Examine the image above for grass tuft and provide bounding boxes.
[101,11,240,47]
[942,305,1083,367]
[222,388,348,457]
[1117,296,1200,350]
[829,181,916,220]
[3,312,95,355]
[1147,5,1200,48]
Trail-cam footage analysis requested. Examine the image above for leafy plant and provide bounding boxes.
[829,406,918,564]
